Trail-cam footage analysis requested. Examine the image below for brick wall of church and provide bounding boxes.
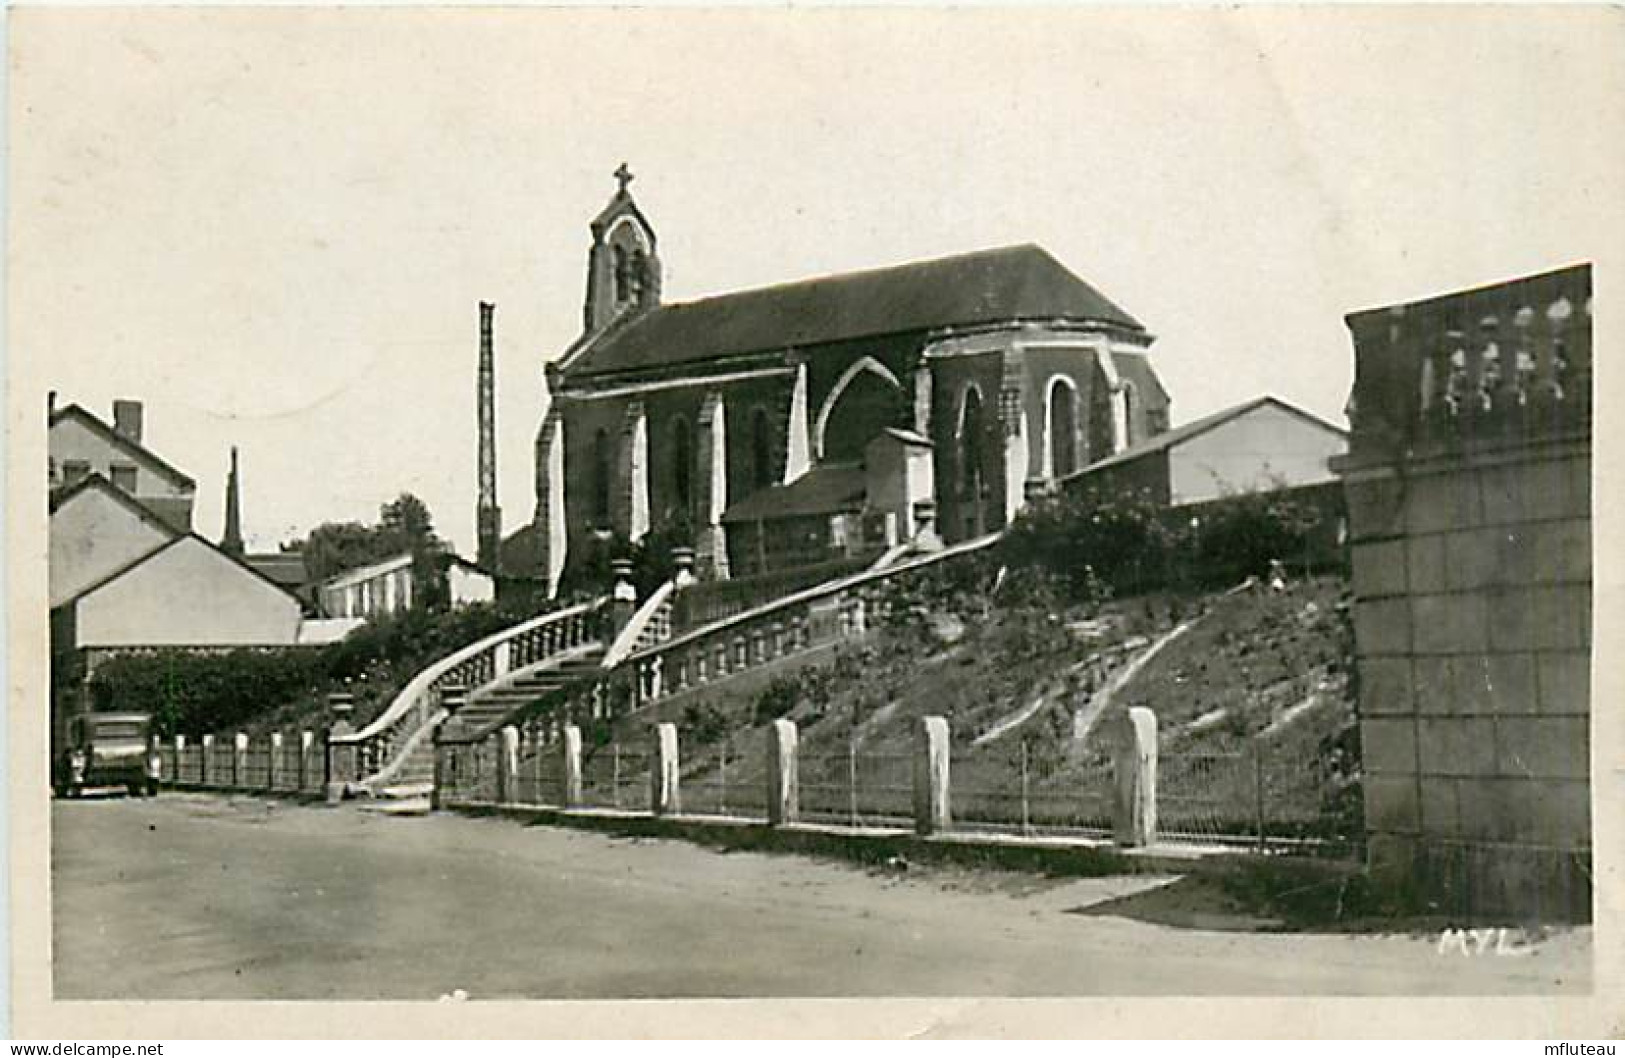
[722,374,796,506]
[928,350,1008,543]
[559,396,629,541]
[1021,345,1110,476]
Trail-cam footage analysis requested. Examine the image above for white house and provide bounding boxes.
[318,552,495,620]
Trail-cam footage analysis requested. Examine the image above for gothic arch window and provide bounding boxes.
[750,407,774,491]
[1118,382,1139,449]
[670,415,695,523]
[959,385,988,538]
[1046,376,1080,480]
[592,427,613,528]
[815,356,905,462]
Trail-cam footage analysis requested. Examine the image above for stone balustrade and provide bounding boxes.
[1344,263,1591,463]
[330,597,609,793]
[620,532,1002,710]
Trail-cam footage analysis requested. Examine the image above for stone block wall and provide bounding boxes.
[1344,436,1591,919]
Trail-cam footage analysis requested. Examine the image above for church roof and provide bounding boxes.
[564,244,1144,381]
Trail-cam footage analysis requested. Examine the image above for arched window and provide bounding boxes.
[592,427,613,528]
[750,407,774,491]
[816,358,905,462]
[670,416,695,522]
[1047,377,1079,479]
[959,386,987,538]
[1118,382,1138,449]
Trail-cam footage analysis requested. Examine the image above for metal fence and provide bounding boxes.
[798,747,915,828]
[429,710,1361,860]
[580,744,652,812]
[682,741,769,821]
[1158,743,1358,852]
[951,741,1115,840]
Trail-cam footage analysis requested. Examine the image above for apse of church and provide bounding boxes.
[513,170,1170,594]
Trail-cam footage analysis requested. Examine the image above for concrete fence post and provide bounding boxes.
[268,732,285,791]
[561,724,584,808]
[651,722,680,816]
[173,734,187,786]
[200,734,215,787]
[325,727,355,805]
[913,715,951,835]
[1112,706,1158,847]
[497,725,521,805]
[299,730,315,793]
[766,718,799,826]
[233,733,249,789]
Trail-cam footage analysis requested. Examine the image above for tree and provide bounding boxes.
[300,521,386,584]
[294,492,450,610]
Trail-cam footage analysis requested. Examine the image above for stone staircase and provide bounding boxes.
[332,597,610,802]
[439,647,607,744]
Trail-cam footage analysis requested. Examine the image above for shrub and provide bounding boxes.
[86,594,576,737]
[999,487,1181,599]
[681,700,730,744]
[753,675,801,726]
[1189,487,1321,586]
[1000,482,1327,600]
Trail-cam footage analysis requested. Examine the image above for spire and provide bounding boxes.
[221,447,244,557]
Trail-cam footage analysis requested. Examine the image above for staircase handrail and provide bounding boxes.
[624,532,1000,665]
[610,532,1002,711]
[600,579,677,669]
[330,597,608,784]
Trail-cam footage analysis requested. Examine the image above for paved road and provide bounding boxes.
[53,794,1591,1000]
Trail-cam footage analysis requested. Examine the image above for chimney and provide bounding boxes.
[112,399,144,444]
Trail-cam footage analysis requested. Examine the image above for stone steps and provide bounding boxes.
[439,650,606,744]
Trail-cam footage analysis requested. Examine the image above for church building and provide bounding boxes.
[508,171,1171,591]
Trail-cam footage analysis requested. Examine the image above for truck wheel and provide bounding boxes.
[146,780,159,798]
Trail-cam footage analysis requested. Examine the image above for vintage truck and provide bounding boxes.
[54,712,161,798]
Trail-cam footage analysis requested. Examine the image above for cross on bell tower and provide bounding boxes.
[582,163,661,336]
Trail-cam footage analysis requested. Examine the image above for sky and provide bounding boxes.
[11,7,1623,557]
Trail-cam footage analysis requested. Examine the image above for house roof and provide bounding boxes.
[319,551,415,590]
[564,244,1145,381]
[50,472,187,539]
[49,404,197,490]
[1066,395,1349,478]
[60,529,306,610]
[246,552,310,588]
[722,464,867,524]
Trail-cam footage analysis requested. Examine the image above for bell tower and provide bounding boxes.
[582,163,661,337]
